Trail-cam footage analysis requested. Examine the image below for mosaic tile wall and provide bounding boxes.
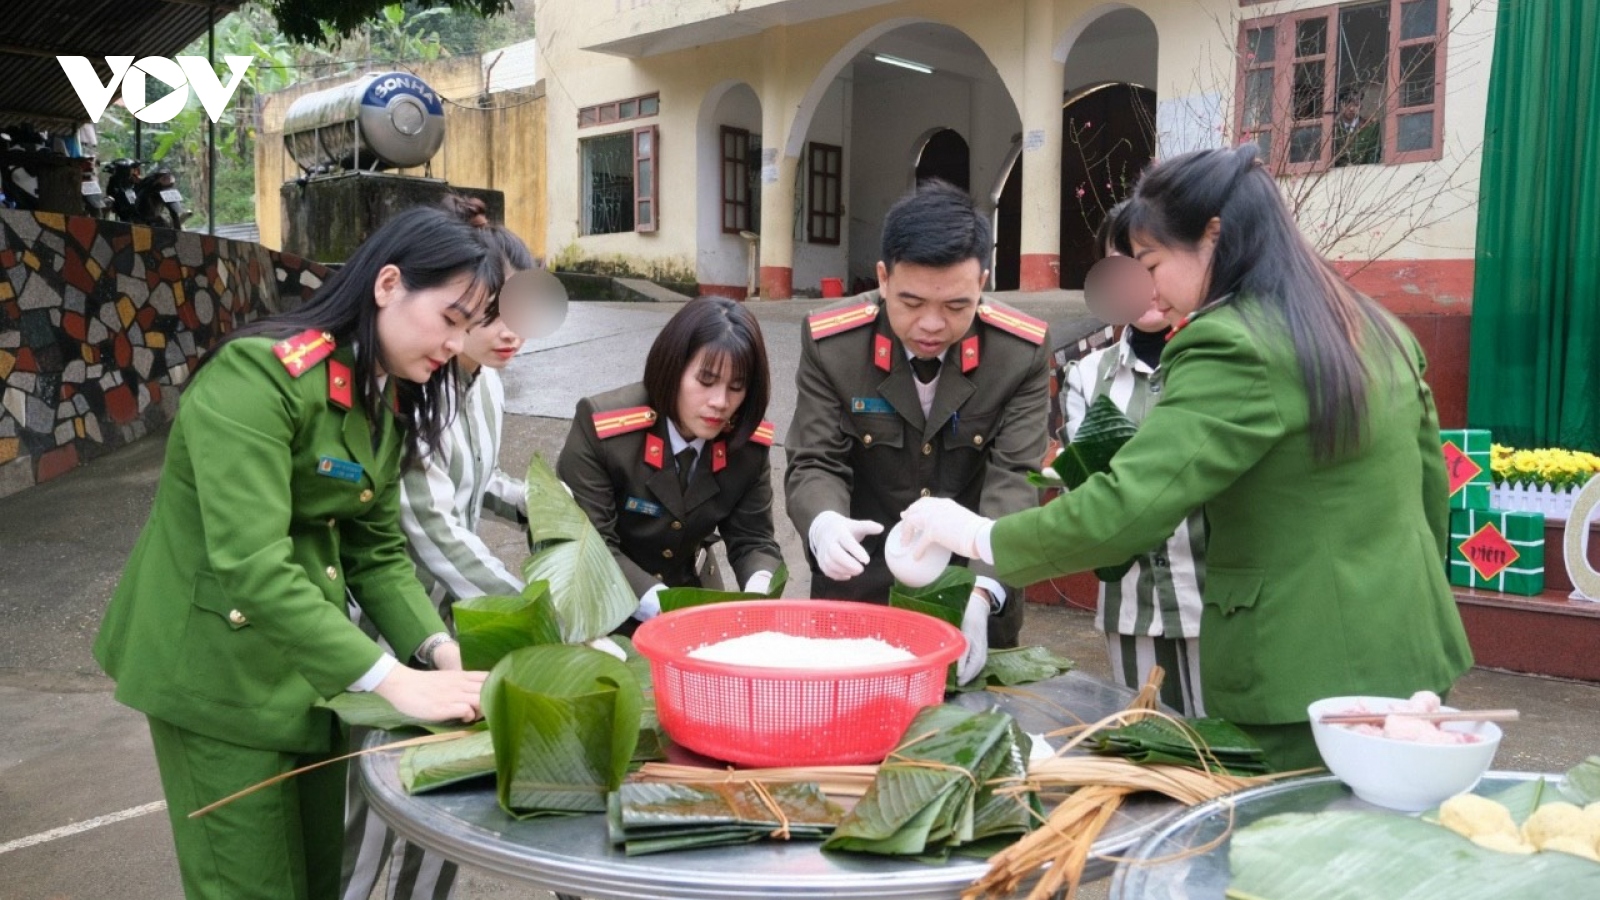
[0,210,329,498]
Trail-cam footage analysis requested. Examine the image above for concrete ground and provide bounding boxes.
[3,297,1598,900]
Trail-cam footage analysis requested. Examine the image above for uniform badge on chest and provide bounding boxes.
[625,496,665,517]
[851,397,893,414]
[316,456,364,483]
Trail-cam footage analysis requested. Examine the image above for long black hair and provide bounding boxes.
[1122,145,1411,462]
[201,199,503,467]
[643,297,770,449]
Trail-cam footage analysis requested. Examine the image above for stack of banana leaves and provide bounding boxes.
[1226,757,1600,898]
[1027,394,1139,582]
[607,781,846,856]
[1091,716,1272,776]
[823,704,1041,860]
[888,568,1075,693]
[321,455,660,819]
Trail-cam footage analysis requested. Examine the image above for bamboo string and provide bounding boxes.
[746,779,793,840]
[187,728,477,819]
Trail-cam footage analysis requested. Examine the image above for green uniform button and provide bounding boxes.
[359,489,374,503]
[227,609,248,626]
[326,518,336,528]
[973,434,984,446]
[662,549,673,559]
[325,566,338,580]
[862,434,873,445]
[919,488,931,498]
[922,443,932,455]
[671,520,682,530]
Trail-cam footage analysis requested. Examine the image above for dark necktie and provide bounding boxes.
[909,356,942,384]
[675,447,697,493]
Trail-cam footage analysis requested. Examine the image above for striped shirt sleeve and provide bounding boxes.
[399,389,525,601]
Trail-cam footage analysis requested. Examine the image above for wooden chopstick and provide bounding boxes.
[1318,709,1519,726]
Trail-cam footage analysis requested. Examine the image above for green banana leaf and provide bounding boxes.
[613,635,666,765]
[1560,755,1600,805]
[658,563,790,613]
[314,691,466,734]
[1225,811,1600,900]
[521,454,638,643]
[452,581,561,671]
[399,731,496,794]
[524,452,596,546]
[1051,395,1137,489]
[949,646,1076,694]
[607,781,844,855]
[484,644,642,818]
[888,567,978,628]
[1093,716,1270,775]
[1046,395,1139,582]
[825,705,1032,858]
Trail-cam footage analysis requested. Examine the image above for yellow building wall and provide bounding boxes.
[254,55,546,261]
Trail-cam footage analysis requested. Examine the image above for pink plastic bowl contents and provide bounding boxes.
[632,600,965,767]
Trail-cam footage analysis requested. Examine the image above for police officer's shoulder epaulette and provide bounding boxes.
[977,303,1048,345]
[272,328,336,377]
[750,420,776,447]
[808,302,878,340]
[592,405,657,439]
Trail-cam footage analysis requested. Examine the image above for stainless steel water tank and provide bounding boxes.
[283,72,446,173]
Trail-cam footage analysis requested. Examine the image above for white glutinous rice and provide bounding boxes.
[688,631,915,669]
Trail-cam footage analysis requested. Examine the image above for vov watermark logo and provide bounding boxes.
[58,55,252,124]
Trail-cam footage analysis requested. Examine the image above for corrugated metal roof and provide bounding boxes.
[0,0,244,130]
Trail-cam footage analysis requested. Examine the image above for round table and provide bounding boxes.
[1107,771,1542,900]
[359,671,1183,899]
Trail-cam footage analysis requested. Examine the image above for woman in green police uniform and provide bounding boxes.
[93,201,502,900]
[558,297,784,626]
[901,146,1473,771]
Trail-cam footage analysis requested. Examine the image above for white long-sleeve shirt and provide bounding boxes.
[400,368,527,614]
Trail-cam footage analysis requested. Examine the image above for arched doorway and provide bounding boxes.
[915,129,970,191]
[1059,83,1156,287]
[695,81,762,298]
[1056,6,1159,288]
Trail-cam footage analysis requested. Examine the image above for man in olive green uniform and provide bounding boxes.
[785,183,1051,682]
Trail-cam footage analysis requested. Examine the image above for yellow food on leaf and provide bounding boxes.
[1541,835,1600,862]
[1521,802,1600,851]
[1440,792,1520,841]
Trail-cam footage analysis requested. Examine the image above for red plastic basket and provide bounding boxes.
[632,600,965,766]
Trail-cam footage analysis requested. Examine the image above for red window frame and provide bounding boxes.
[578,93,660,129]
[1235,0,1447,172]
[806,141,842,245]
[720,126,751,234]
[633,125,658,234]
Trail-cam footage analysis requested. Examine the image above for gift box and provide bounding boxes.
[1440,429,1492,510]
[1448,508,1545,595]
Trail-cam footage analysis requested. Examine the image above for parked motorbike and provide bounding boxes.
[102,158,190,229]
[77,157,108,217]
[0,123,49,211]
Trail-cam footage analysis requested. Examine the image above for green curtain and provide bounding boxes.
[1468,0,1600,452]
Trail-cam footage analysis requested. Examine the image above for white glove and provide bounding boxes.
[899,497,995,564]
[808,510,885,581]
[634,583,666,622]
[585,636,627,661]
[742,570,774,595]
[956,592,990,685]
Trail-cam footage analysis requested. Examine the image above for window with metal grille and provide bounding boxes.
[1236,0,1446,172]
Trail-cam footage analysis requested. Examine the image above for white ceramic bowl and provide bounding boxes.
[1307,695,1502,812]
[884,522,951,588]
